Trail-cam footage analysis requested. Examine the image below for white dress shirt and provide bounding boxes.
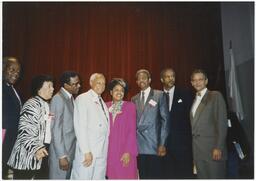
[141,86,151,104]
[191,88,207,117]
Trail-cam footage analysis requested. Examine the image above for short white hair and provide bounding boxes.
[89,73,105,86]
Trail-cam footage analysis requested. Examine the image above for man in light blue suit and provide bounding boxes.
[49,71,81,179]
[131,69,169,179]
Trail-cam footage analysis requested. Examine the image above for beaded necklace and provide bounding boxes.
[109,101,123,117]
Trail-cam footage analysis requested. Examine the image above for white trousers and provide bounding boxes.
[71,156,107,180]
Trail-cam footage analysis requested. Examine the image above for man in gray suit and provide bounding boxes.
[49,71,81,179]
[131,69,169,179]
[190,69,227,179]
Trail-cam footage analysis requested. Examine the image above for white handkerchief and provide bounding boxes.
[178,99,183,103]
[149,99,157,107]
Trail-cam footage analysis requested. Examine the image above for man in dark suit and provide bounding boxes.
[190,69,227,179]
[2,57,22,179]
[160,68,193,179]
[131,69,168,179]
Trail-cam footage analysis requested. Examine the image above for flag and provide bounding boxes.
[228,47,244,121]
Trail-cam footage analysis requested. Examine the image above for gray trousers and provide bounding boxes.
[195,159,226,179]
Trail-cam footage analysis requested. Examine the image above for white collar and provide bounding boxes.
[90,89,101,98]
[164,86,175,94]
[197,88,207,98]
[61,87,72,99]
[141,86,151,95]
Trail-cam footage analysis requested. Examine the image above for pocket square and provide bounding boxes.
[178,99,183,103]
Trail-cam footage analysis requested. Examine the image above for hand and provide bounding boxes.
[83,152,93,167]
[35,147,48,160]
[212,148,222,160]
[59,157,69,170]
[157,145,166,156]
[120,153,130,167]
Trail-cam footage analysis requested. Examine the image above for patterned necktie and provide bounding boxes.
[99,96,108,122]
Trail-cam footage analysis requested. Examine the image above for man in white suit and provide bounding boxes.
[71,73,109,180]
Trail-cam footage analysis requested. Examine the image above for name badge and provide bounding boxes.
[149,99,157,107]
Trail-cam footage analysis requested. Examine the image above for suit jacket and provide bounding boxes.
[71,89,109,179]
[106,101,138,179]
[131,88,168,155]
[49,88,76,179]
[2,81,22,164]
[7,96,47,170]
[190,90,227,161]
[166,87,193,157]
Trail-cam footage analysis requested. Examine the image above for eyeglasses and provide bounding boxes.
[68,82,80,87]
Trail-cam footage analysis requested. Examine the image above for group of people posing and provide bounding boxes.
[3,56,228,179]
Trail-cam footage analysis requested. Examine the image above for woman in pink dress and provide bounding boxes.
[106,78,138,179]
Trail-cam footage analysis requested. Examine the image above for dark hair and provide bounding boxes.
[135,69,151,79]
[31,75,54,96]
[60,71,79,87]
[160,68,175,78]
[108,78,128,94]
[191,69,208,80]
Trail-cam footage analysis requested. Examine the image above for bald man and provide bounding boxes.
[71,73,109,179]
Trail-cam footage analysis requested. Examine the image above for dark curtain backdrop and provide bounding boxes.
[3,2,226,101]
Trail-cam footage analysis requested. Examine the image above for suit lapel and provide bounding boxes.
[170,87,178,113]
[90,90,109,125]
[142,89,154,114]
[134,94,144,124]
[6,84,22,109]
[135,94,143,114]
[138,89,154,125]
[59,89,73,111]
[191,91,209,128]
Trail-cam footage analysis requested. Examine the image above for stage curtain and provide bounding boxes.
[3,2,226,101]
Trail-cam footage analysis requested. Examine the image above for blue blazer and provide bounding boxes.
[132,88,168,155]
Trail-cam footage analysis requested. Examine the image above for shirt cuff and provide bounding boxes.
[59,155,68,159]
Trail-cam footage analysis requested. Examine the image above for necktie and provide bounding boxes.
[99,96,108,122]
[71,96,74,108]
[141,91,145,110]
[165,92,170,110]
[197,92,201,97]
